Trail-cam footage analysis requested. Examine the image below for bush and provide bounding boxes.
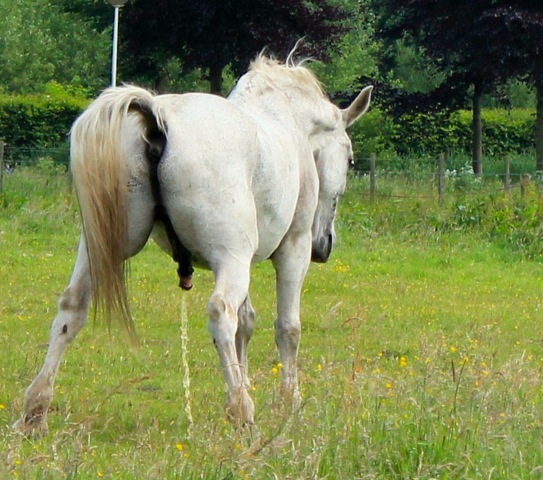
[0,88,88,148]
[444,187,543,260]
[351,107,536,165]
[350,108,397,162]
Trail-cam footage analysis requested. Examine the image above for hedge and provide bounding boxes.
[0,91,536,163]
[0,92,88,148]
[351,107,536,163]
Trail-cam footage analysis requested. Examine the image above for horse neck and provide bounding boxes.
[230,83,331,138]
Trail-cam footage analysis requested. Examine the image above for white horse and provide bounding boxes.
[14,53,372,435]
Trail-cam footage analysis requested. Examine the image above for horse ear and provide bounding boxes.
[342,85,373,128]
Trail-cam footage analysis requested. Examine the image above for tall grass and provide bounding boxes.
[355,152,540,180]
[1,162,542,479]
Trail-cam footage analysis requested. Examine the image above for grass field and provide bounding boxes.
[0,162,542,479]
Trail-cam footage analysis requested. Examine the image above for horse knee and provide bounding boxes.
[207,293,226,323]
[275,317,301,348]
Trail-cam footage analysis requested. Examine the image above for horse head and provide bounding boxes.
[310,85,373,263]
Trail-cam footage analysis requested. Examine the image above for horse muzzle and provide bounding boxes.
[311,233,333,263]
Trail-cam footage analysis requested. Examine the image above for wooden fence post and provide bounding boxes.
[0,141,4,194]
[520,173,531,198]
[504,156,511,195]
[369,152,376,201]
[438,153,445,204]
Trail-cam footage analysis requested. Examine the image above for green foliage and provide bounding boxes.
[388,41,445,94]
[392,110,460,155]
[0,90,88,147]
[345,170,543,261]
[122,0,352,93]
[351,107,536,163]
[445,188,543,260]
[372,0,543,105]
[0,0,110,94]
[486,79,536,109]
[312,0,378,95]
[349,108,397,161]
[473,109,535,156]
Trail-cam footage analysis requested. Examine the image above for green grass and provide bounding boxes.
[1,164,542,479]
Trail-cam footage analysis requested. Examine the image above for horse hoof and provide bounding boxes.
[13,416,49,438]
[280,385,302,412]
[226,389,255,427]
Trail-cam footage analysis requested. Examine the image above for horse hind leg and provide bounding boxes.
[207,264,255,426]
[14,238,92,437]
[236,294,256,390]
[14,174,156,437]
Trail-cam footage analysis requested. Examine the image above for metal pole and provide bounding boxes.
[111,6,120,87]
[0,142,4,194]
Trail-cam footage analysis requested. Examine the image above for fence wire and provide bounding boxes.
[1,147,542,201]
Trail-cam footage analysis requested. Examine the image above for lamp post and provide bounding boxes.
[108,0,129,87]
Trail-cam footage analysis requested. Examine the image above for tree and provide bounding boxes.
[0,0,110,94]
[57,0,112,31]
[491,2,543,171]
[312,0,378,95]
[120,0,352,94]
[372,0,543,174]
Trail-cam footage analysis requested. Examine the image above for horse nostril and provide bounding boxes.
[327,233,333,256]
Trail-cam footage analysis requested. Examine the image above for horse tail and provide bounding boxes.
[70,85,166,336]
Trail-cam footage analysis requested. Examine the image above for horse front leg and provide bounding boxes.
[271,232,311,406]
[14,237,92,437]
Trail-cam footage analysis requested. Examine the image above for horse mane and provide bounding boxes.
[248,52,326,99]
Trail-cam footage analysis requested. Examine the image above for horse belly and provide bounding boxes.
[252,154,301,262]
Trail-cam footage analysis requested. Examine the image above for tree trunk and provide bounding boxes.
[472,82,483,176]
[535,82,543,172]
[155,71,168,94]
[209,64,223,95]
